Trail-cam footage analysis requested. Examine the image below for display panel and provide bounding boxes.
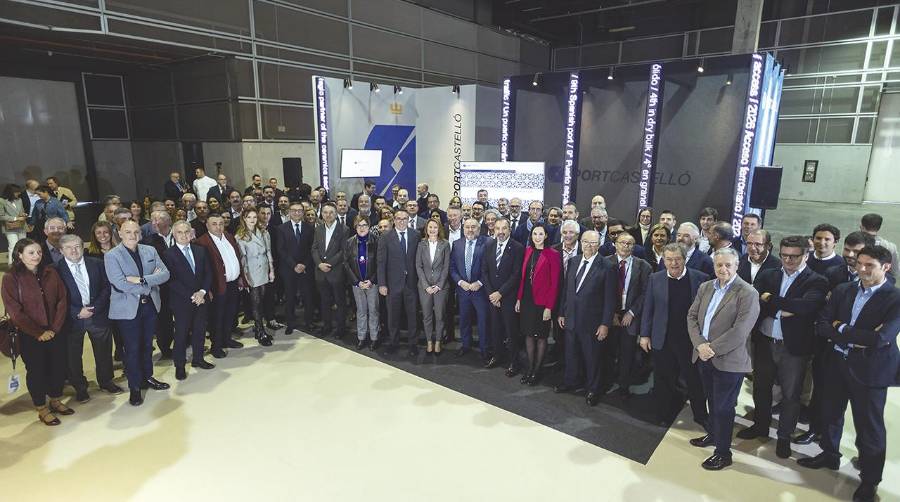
[459,161,545,206]
[340,149,383,178]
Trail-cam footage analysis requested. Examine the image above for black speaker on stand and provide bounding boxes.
[283,158,303,189]
[749,166,783,209]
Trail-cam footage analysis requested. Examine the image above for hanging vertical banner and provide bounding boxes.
[730,53,765,235]
[562,71,582,205]
[500,78,516,162]
[637,63,664,213]
[313,76,331,192]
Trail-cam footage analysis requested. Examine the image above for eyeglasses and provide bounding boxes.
[616,242,635,247]
[780,253,804,260]
[582,241,600,246]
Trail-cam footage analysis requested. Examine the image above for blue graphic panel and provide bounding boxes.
[364,125,416,196]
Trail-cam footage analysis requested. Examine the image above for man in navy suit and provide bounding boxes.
[599,219,647,262]
[798,246,899,502]
[639,243,709,426]
[206,174,235,207]
[482,218,524,372]
[675,223,714,276]
[737,229,781,285]
[823,231,876,290]
[512,200,548,244]
[276,202,317,334]
[450,218,493,358]
[163,221,215,380]
[57,235,122,401]
[732,213,761,255]
[377,208,420,356]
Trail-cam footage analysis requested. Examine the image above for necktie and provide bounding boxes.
[183,246,195,273]
[339,215,345,226]
[575,259,589,293]
[294,223,301,241]
[409,217,415,230]
[618,259,627,307]
[400,231,406,253]
[73,262,90,306]
[496,242,503,268]
[465,240,474,280]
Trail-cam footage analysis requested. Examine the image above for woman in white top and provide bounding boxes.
[0,184,27,265]
[236,208,274,347]
[415,219,451,354]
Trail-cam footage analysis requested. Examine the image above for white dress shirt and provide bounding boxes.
[428,240,438,262]
[193,176,217,202]
[576,253,597,292]
[65,258,91,306]
[210,232,240,282]
[324,222,336,251]
[447,224,462,246]
[616,254,633,309]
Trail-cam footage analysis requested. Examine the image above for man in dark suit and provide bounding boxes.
[244,173,263,195]
[600,219,647,261]
[419,193,447,224]
[351,180,376,211]
[640,243,709,427]
[207,174,235,207]
[808,223,845,274]
[277,202,317,334]
[737,229,781,285]
[141,210,176,359]
[164,172,190,201]
[415,183,431,215]
[195,214,245,358]
[556,230,616,406]
[512,200,554,244]
[798,246,899,502]
[191,200,210,239]
[57,235,122,401]
[675,223,714,276]
[507,198,525,235]
[732,213,761,255]
[403,200,427,232]
[450,217,493,358]
[163,221,215,379]
[482,217,524,373]
[377,208,420,356]
[335,198,355,230]
[822,231,893,290]
[605,230,652,399]
[312,203,347,339]
[736,236,828,459]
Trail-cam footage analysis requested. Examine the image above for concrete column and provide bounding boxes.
[732,0,764,54]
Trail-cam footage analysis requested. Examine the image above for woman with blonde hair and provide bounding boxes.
[236,208,274,346]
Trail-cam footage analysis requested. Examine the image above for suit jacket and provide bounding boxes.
[312,222,347,284]
[481,237,524,304]
[450,235,493,297]
[55,256,111,329]
[687,276,760,373]
[104,243,170,320]
[337,210,356,230]
[350,191,364,211]
[416,238,451,290]
[605,254,652,336]
[276,220,315,276]
[817,281,900,387]
[206,184,235,205]
[755,266,828,356]
[419,207,447,224]
[162,243,213,309]
[737,252,781,285]
[195,231,244,295]
[344,233,378,284]
[823,264,896,291]
[164,180,189,201]
[599,241,649,262]
[641,268,708,350]
[237,231,273,287]
[517,246,562,310]
[511,218,558,245]
[686,248,715,276]
[559,254,616,335]
[377,228,420,291]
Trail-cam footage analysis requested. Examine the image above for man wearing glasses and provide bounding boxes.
[277,203,317,334]
[736,236,828,460]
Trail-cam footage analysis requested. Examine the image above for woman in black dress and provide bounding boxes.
[515,224,561,385]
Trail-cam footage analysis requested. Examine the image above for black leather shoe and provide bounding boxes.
[852,482,877,502]
[505,365,518,378]
[356,340,367,350]
[257,334,273,347]
[736,426,768,440]
[527,372,540,386]
[775,438,791,459]
[555,384,576,394]
[484,357,499,369]
[370,339,382,351]
[701,454,732,471]
[175,367,187,381]
[226,339,244,349]
[75,388,91,403]
[797,453,840,470]
[267,320,285,330]
[586,393,600,406]
[192,360,215,370]
[100,382,124,394]
[145,377,170,390]
[690,434,715,447]
[792,431,819,445]
[129,390,143,406]
[211,349,227,359]
[285,326,295,335]
[455,347,470,358]
[158,349,173,360]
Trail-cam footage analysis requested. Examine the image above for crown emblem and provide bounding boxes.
[390,102,402,114]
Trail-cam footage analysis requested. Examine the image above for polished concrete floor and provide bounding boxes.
[0,330,896,502]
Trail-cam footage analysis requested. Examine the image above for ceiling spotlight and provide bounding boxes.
[451,84,460,94]
[394,85,402,95]
[607,66,614,80]
[697,58,705,73]
[725,73,733,85]
[343,78,352,89]
[370,82,380,93]
[532,72,541,86]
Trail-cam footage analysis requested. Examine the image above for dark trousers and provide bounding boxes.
[156,293,174,353]
[318,277,347,336]
[444,290,457,341]
[283,272,314,328]
[458,290,489,355]
[697,360,744,457]
[66,318,114,390]
[20,332,66,406]
[752,335,808,439]
[172,301,208,367]
[490,297,519,365]
[807,338,828,433]
[117,301,158,391]
[819,348,888,485]
[563,328,608,393]
[210,280,239,351]
[263,282,276,320]
[386,286,418,348]
[612,326,637,389]
[652,333,708,427]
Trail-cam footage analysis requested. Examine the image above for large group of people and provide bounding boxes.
[1,170,898,502]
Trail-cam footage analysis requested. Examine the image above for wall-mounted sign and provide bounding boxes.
[802,159,818,183]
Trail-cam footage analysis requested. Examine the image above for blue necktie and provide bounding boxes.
[400,231,406,253]
[465,240,474,281]
[183,246,195,273]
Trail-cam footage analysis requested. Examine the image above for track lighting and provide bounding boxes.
[370,82,380,93]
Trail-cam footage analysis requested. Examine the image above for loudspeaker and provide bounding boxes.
[283,158,302,189]
[749,166,782,209]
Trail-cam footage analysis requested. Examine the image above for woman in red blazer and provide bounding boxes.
[515,223,561,385]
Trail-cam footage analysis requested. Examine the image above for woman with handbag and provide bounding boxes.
[236,208,275,347]
[1,238,70,425]
[1,184,27,265]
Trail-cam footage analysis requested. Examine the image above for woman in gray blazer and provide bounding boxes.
[236,208,274,346]
[416,218,450,354]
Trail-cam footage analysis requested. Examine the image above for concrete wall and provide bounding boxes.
[132,141,183,200]
[772,144,871,204]
[202,142,245,187]
[241,142,319,189]
[92,140,137,201]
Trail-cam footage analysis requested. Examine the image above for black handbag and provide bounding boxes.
[0,275,23,366]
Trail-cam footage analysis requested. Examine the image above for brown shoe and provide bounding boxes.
[49,399,75,416]
[37,405,60,426]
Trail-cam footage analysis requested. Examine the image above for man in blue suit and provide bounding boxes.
[676,223,714,276]
[512,200,556,245]
[105,220,171,406]
[639,242,709,427]
[798,246,900,502]
[163,221,215,381]
[57,234,122,402]
[450,218,493,358]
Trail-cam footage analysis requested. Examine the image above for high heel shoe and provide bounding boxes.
[427,341,434,353]
[255,323,273,347]
[434,341,442,355]
[48,399,75,416]
[37,405,60,426]
[527,371,540,386]
[520,372,532,384]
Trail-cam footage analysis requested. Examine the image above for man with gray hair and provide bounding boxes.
[41,217,67,266]
[142,210,176,359]
[357,194,375,226]
[57,234,122,401]
[181,192,197,222]
[737,228,781,285]
[687,247,760,470]
[142,201,167,239]
[587,207,609,247]
[675,222,714,276]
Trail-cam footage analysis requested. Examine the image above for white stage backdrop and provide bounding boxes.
[313,77,486,206]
